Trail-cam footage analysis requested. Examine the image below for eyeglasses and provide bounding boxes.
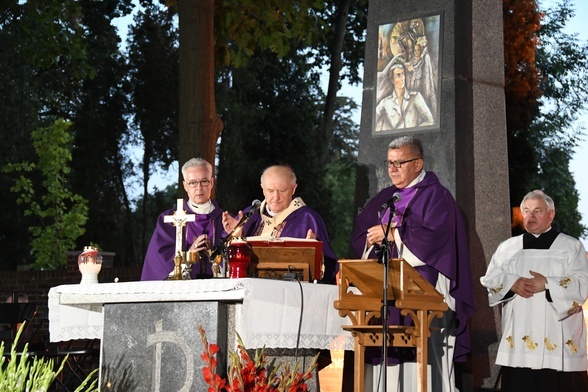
[185,179,211,188]
[383,158,420,168]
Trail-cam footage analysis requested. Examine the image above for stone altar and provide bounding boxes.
[48,278,353,391]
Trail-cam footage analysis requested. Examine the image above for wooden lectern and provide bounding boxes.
[247,238,323,282]
[334,259,448,392]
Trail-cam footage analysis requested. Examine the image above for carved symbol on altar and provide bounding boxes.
[146,319,194,392]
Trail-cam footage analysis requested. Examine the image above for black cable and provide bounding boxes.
[294,278,304,361]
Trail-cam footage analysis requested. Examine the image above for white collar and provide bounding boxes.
[530,227,552,238]
[406,170,426,188]
[187,199,214,214]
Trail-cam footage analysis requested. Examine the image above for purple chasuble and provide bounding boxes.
[241,202,339,284]
[141,199,226,281]
[351,172,475,363]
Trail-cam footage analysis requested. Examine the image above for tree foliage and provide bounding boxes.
[531,0,588,237]
[503,0,543,205]
[3,120,88,270]
[127,3,179,252]
[504,0,587,238]
[5,0,585,270]
[0,0,92,268]
[69,0,138,265]
[212,0,328,68]
[215,45,360,258]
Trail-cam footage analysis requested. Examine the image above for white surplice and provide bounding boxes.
[480,233,588,372]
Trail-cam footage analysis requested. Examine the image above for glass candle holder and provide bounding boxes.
[226,239,252,279]
[78,246,103,284]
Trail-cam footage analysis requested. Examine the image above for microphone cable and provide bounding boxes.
[294,278,304,361]
[285,264,305,362]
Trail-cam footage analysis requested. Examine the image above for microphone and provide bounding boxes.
[380,192,402,211]
[228,199,261,236]
[243,199,261,219]
[210,200,261,259]
[386,192,402,207]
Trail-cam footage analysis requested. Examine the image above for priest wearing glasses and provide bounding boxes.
[141,158,226,280]
[350,136,475,391]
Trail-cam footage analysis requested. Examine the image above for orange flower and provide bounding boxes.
[198,325,318,392]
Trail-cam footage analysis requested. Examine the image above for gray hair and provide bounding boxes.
[388,136,424,158]
[520,189,555,212]
[181,158,213,180]
[260,164,297,185]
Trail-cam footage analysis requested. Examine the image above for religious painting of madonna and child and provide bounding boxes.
[373,14,441,135]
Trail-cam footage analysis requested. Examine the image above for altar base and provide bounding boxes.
[102,302,227,392]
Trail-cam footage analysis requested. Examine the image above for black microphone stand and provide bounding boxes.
[378,204,395,392]
[209,204,260,260]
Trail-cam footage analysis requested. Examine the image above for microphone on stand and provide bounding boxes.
[378,191,401,392]
[376,192,402,257]
[383,192,402,210]
[210,199,261,259]
[241,199,261,221]
[228,199,261,236]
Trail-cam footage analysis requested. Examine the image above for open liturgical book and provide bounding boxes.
[244,237,323,282]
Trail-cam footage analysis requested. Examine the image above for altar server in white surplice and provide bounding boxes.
[481,190,588,392]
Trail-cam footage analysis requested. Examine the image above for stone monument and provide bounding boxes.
[101,302,227,391]
[355,1,510,390]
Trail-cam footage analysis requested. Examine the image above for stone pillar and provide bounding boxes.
[355,1,510,389]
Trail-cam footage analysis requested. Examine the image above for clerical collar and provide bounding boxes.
[263,197,303,218]
[406,170,426,188]
[265,207,276,217]
[523,227,559,250]
[187,199,214,214]
[528,227,552,238]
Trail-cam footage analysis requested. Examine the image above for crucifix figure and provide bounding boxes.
[164,199,196,258]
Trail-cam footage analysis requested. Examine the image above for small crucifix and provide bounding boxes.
[164,199,196,257]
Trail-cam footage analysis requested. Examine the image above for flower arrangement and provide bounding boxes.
[198,325,318,392]
[0,324,98,392]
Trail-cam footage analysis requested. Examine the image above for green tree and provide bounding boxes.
[69,0,138,265]
[0,0,90,268]
[171,0,327,181]
[504,0,587,238]
[216,46,360,257]
[323,96,360,257]
[127,3,179,255]
[503,0,543,207]
[216,47,327,212]
[531,0,587,237]
[3,120,88,270]
[320,0,368,168]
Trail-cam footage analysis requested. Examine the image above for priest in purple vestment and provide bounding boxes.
[351,136,475,391]
[222,164,338,284]
[141,158,226,281]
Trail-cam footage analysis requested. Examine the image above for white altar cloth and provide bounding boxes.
[48,278,354,350]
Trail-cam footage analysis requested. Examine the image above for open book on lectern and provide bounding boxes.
[245,236,323,282]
